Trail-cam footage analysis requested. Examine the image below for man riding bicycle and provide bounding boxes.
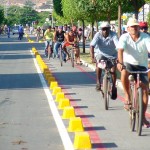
[90,22,118,100]
[117,18,150,127]
[44,26,54,56]
[62,29,81,64]
[53,26,65,58]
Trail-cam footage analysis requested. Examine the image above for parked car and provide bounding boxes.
[12,26,19,35]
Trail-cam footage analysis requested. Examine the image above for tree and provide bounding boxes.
[19,6,39,26]
[0,6,4,25]
[53,0,63,16]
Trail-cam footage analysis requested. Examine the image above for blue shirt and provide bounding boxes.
[90,30,118,59]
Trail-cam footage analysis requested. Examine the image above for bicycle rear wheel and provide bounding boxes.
[129,85,136,131]
[103,74,109,110]
[71,48,74,67]
[136,87,143,136]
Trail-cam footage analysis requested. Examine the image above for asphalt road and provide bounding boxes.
[0,33,150,150]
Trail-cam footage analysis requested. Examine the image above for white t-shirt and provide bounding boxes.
[117,32,150,68]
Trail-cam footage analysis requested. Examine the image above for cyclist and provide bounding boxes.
[90,22,118,100]
[53,26,65,58]
[117,18,150,127]
[44,26,54,56]
[71,25,82,64]
[139,21,150,94]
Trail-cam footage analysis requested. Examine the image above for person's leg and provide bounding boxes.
[121,69,130,102]
[111,66,117,99]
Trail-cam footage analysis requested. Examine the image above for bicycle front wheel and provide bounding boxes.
[103,74,109,110]
[129,85,136,131]
[136,87,143,136]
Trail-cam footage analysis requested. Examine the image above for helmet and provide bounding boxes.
[139,21,148,27]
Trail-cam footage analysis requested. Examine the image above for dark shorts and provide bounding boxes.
[125,63,148,85]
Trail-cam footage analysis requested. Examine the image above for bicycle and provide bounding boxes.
[45,40,53,60]
[98,58,117,110]
[58,42,66,67]
[66,45,75,68]
[124,67,150,136]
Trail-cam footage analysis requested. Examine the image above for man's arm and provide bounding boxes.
[90,46,95,63]
[117,48,124,72]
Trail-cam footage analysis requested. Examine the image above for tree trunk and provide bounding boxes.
[91,22,94,39]
[118,3,122,38]
[82,20,85,53]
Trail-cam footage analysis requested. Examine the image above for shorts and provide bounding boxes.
[124,63,148,85]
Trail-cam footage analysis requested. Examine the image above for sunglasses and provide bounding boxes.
[102,27,110,31]
[140,27,148,30]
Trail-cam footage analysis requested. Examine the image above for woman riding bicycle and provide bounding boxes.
[117,18,150,128]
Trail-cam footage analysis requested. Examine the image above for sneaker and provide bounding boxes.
[64,59,66,62]
[143,118,150,128]
[111,87,117,100]
[96,84,101,91]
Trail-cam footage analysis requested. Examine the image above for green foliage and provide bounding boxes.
[25,0,35,7]
[0,6,4,25]
[53,0,63,16]
[19,6,39,26]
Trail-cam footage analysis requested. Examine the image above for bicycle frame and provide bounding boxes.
[126,68,150,136]
[98,58,116,110]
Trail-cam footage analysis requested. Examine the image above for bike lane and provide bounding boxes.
[36,45,150,150]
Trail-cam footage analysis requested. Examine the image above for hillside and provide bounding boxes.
[0,0,47,6]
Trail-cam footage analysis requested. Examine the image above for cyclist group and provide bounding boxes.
[43,25,82,65]
[90,18,150,128]
[42,19,150,128]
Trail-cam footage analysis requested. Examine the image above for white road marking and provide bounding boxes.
[30,50,74,150]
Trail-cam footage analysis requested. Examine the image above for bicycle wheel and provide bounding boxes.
[59,46,63,66]
[103,73,109,110]
[129,85,136,131]
[71,48,74,67]
[136,87,143,136]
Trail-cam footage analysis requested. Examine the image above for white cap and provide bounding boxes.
[100,22,110,28]
[127,18,139,27]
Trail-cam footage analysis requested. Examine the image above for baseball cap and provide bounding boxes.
[100,22,110,28]
[127,18,139,27]
[139,21,148,27]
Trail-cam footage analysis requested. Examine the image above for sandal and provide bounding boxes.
[143,118,150,128]
[124,101,131,111]
[96,84,101,91]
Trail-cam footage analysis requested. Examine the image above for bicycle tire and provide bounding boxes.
[129,84,136,131]
[59,45,63,66]
[103,74,109,110]
[136,87,143,136]
[71,48,74,67]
